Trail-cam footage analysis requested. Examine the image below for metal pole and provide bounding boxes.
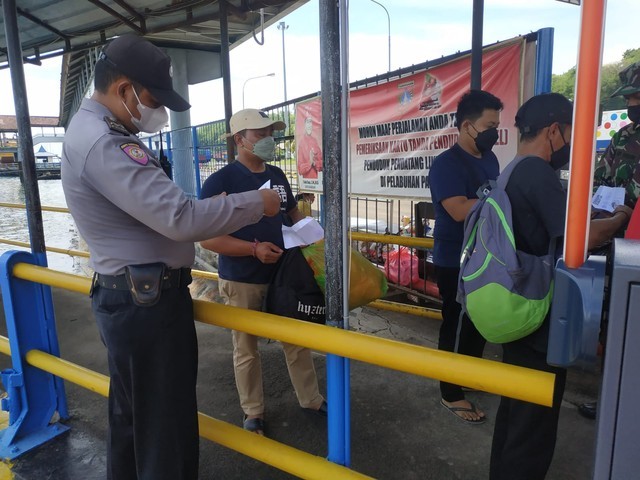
[219,0,234,162]
[3,0,69,423]
[533,28,555,95]
[278,22,289,102]
[2,0,47,262]
[242,73,276,109]
[369,0,391,71]
[563,0,607,268]
[470,0,484,90]
[320,0,350,467]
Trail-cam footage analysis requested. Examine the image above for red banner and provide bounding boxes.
[295,97,324,192]
[295,39,525,197]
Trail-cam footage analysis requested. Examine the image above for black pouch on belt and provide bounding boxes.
[124,263,165,307]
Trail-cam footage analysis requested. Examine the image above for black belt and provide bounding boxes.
[95,267,192,291]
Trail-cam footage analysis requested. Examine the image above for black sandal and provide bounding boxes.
[243,415,266,435]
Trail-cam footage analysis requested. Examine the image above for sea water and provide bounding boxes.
[0,177,87,274]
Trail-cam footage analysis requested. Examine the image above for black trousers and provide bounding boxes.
[435,266,486,402]
[93,284,199,480]
[490,340,567,480]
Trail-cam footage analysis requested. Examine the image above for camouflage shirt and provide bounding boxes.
[594,122,640,208]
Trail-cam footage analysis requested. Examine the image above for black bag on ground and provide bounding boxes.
[264,247,326,324]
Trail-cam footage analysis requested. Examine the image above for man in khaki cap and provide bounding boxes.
[199,109,327,436]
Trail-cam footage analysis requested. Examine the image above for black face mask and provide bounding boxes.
[628,104,640,124]
[549,129,571,171]
[470,125,499,153]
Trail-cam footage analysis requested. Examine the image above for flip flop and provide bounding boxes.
[243,415,266,435]
[440,399,486,424]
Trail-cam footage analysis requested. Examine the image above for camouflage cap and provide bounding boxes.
[611,61,640,97]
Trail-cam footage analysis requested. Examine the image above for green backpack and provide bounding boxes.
[456,157,556,343]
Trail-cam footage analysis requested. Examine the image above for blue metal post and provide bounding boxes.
[0,251,69,459]
[191,126,202,198]
[534,28,555,95]
[320,0,350,466]
[2,0,68,423]
[326,355,348,465]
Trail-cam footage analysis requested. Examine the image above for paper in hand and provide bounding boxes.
[259,180,271,190]
[592,186,625,213]
[282,217,324,249]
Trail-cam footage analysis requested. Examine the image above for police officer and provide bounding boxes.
[61,34,281,480]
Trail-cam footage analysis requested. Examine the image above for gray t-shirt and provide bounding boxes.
[62,98,264,275]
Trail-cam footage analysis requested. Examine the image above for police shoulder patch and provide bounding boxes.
[104,116,130,136]
[120,142,149,165]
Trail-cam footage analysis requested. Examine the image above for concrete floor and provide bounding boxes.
[0,280,600,480]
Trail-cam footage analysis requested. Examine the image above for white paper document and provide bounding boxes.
[258,179,271,190]
[282,217,325,248]
[591,186,625,213]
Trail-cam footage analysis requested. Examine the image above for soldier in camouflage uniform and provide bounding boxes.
[580,62,640,421]
[594,61,640,208]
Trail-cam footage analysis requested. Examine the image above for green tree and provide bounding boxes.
[551,47,640,111]
[551,67,575,99]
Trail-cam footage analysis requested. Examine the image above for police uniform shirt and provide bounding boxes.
[62,98,264,275]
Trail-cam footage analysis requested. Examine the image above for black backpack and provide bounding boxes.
[263,247,326,324]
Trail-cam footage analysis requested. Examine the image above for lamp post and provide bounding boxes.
[277,21,289,102]
[369,0,391,71]
[242,73,275,108]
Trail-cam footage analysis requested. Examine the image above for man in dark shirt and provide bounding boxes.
[199,109,326,437]
[490,93,631,480]
[429,90,503,423]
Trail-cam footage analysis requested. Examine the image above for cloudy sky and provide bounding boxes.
[1,0,638,126]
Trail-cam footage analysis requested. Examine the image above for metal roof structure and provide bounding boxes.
[0,114,59,131]
[1,0,308,126]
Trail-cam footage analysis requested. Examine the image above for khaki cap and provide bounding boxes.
[228,109,286,136]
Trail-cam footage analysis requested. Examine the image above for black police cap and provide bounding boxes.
[515,93,573,134]
[100,34,190,112]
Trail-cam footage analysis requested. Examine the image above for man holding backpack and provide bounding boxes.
[429,90,504,423]
[488,93,631,480]
[199,109,326,437]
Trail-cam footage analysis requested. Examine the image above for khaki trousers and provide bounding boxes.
[218,279,324,416]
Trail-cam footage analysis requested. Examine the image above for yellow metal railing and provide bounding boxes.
[0,240,441,320]
[0,238,89,258]
[0,202,69,214]
[349,231,433,249]
[11,263,554,407]
[0,202,434,248]
[0,336,372,480]
[1,262,555,479]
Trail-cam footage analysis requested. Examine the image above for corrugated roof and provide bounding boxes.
[1,0,308,126]
[0,115,60,131]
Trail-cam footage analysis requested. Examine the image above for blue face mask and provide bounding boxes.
[244,136,276,162]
